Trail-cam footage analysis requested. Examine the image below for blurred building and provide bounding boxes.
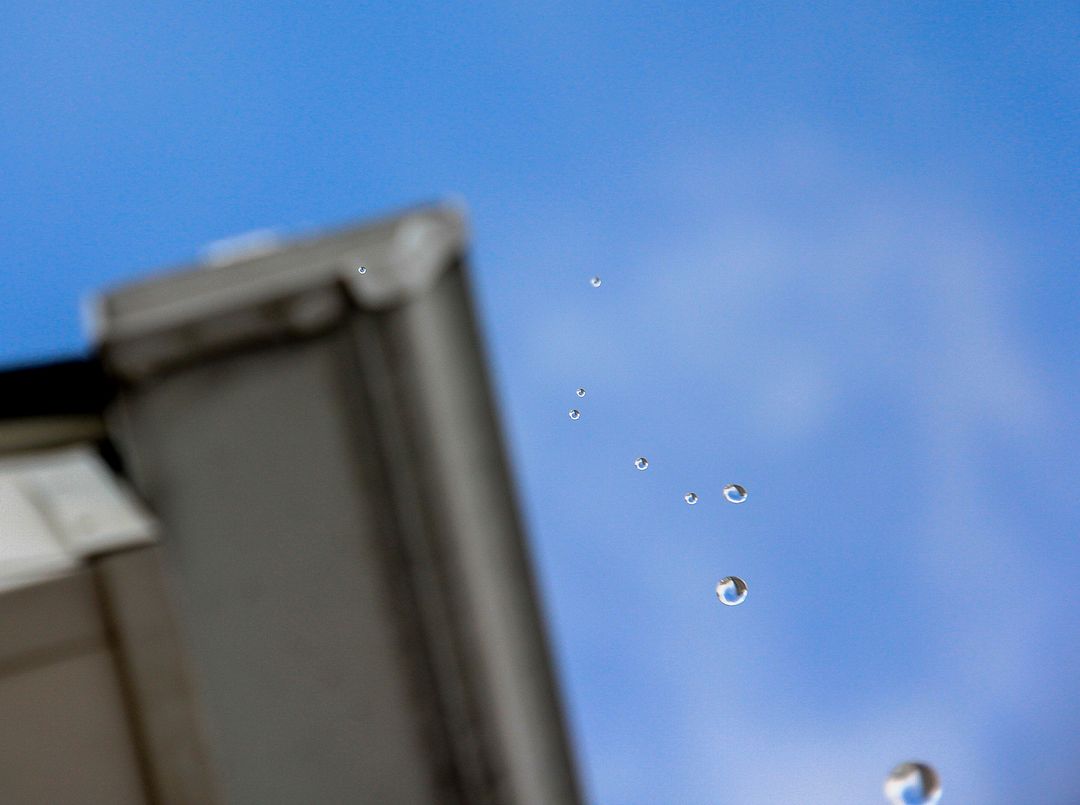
[0,206,581,804]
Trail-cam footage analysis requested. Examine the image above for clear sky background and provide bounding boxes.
[2,4,1078,803]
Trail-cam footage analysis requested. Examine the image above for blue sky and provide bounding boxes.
[1,3,1078,803]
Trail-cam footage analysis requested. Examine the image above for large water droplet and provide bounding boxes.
[634,456,649,471]
[722,483,748,504]
[357,265,367,274]
[590,276,602,287]
[715,577,748,606]
[568,409,581,420]
[883,762,941,805]
[576,387,586,398]
[684,492,698,505]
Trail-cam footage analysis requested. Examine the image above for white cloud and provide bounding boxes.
[514,132,1064,804]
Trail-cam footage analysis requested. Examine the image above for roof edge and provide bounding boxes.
[93,203,467,382]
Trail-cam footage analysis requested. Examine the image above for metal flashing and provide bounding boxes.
[94,204,466,381]
[102,205,581,804]
[0,446,157,593]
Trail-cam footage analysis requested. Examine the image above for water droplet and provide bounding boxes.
[715,577,748,606]
[722,483,748,504]
[634,457,649,471]
[590,276,602,287]
[357,265,367,274]
[883,762,941,805]
[576,387,586,398]
[684,492,698,505]
[568,409,581,420]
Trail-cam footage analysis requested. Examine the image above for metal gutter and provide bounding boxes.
[97,203,582,804]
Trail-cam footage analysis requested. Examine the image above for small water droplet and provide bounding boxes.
[634,457,649,471]
[715,577,748,606]
[883,762,941,805]
[576,387,586,398]
[569,409,581,420]
[684,492,698,505]
[590,276,602,287]
[722,483,748,504]
[357,265,367,274]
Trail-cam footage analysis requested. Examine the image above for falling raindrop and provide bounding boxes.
[684,492,698,505]
[722,483,748,504]
[883,762,941,805]
[568,409,581,420]
[576,387,586,397]
[357,265,367,274]
[715,577,748,606]
[590,276,602,288]
[634,457,649,471]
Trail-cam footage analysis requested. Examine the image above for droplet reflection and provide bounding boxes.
[722,483,748,504]
[576,387,586,398]
[715,577,748,606]
[634,457,649,471]
[883,762,941,805]
[684,492,698,505]
[590,276,602,287]
[357,265,367,274]
[568,409,581,420]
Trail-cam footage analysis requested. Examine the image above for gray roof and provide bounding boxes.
[97,203,582,804]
